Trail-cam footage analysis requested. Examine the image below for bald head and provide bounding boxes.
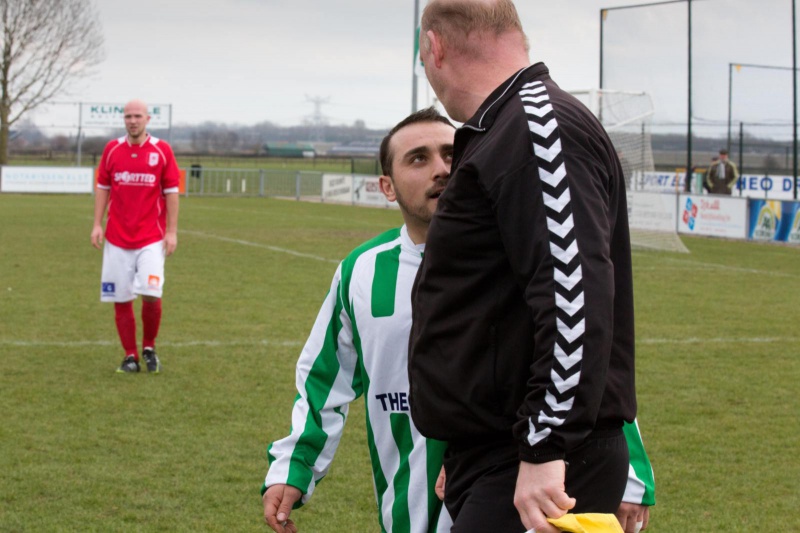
[421,0,528,58]
[123,99,150,144]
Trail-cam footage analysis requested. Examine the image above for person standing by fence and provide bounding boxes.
[705,149,739,195]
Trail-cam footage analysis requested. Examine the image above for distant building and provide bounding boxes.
[262,142,316,158]
[327,143,380,158]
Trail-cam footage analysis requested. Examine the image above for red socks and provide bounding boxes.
[141,298,162,350]
[114,302,138,358]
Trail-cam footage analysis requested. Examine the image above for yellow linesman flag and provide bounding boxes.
[547,513,624,533]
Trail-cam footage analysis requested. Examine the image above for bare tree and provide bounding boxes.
[0,0,104,164]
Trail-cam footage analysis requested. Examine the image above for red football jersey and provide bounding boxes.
[97,135,180,249]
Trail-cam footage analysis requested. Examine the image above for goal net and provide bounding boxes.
[570,89,689,253]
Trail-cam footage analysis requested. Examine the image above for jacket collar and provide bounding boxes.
[462,62,550,132]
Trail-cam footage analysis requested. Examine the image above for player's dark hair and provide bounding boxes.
[380,107,454,177]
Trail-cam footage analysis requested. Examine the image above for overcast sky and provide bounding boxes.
[30,0,798,138]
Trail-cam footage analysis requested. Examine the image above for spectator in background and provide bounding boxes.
[91,99,180,374]
[705,149,738,195]
[701,156,718,193]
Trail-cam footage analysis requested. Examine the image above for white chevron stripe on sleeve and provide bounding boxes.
[521,94,550,105]
[527,421,552,446]
[522,81,544,90]
[549,240,579,264]
[527,118,558,139]
[554,265,583,291]
[524,103,553,118]
[557,317,586,344]
[551,367,581,395]
[542,189,571,213]
[555,291,584,317]
[538,162,566,187]
[534,138,562,163]
[546,390,576,412]
[545,213,574,239]
[538,412,567,427]
[554,343,583,370]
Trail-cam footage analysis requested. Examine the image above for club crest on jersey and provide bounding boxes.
[102,282,115,295]
[147,275,161,290]
[149,152,159,166]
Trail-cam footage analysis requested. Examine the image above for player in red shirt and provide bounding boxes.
[91,99,181,373]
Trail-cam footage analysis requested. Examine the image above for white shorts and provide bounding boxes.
[100,241,165,302]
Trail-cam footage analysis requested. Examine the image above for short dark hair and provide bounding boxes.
[379,107,454,177]
[719,149,729,155]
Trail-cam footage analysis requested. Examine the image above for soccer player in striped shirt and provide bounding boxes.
[261,108,655,532]
[263,108,455,533]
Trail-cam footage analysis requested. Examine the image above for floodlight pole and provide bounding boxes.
[686,0,693,186]
[728,62,798,187]
[727,64,733,153]
[412,0,420,113]
[793,0,798,199]
[599,9,605,89]
[598,0,695,186]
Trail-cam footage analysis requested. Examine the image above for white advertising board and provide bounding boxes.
[322,173,354,202]
[353,176,394,208]
[81,103,171,129]
[638,171,687,193]
[322,174,397,208]
[1,166,94,194]
[627,191,679,232]
[639,171,800,200]
[677,194,748,239]
[735,174,800,200]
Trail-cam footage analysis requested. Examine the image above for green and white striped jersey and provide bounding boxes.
[265,226,451,533]
[622,418,656,506]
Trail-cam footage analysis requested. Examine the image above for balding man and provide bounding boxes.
[91,99,180,374]
[408,1,644,532]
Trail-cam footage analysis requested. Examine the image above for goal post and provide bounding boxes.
[570,89,689,253]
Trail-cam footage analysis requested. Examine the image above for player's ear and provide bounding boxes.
[379,175,396,202]
[427,30,444,68]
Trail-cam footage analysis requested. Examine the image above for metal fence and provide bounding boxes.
[185,168,324,199]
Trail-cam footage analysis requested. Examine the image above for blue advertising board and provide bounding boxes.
[748,199,800,243]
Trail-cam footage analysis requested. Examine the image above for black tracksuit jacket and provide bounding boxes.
[409,63,636,463]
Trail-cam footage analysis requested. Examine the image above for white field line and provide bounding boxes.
[632,252,799,279]
[187,204,384,228]
[1,339,303,348]
[639,336,799,345]
[3,337,797,349]
[182,229,340,264]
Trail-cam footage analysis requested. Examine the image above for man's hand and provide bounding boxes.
[615,502,649,533]
[435,466,446,501]
[91,225,104,250]
[514,460,575,533]
[263,484,302,533]
[163,232,178,256]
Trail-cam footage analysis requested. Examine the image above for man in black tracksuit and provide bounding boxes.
[409,1,637,532]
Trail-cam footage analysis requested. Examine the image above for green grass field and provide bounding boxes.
[1,193,798,532]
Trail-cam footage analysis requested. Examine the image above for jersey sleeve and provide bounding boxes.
[496,86,632,462]
[160,142,181,194]
[622,418,656,506]
[262,264,363,504]
[97,142,114,189]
